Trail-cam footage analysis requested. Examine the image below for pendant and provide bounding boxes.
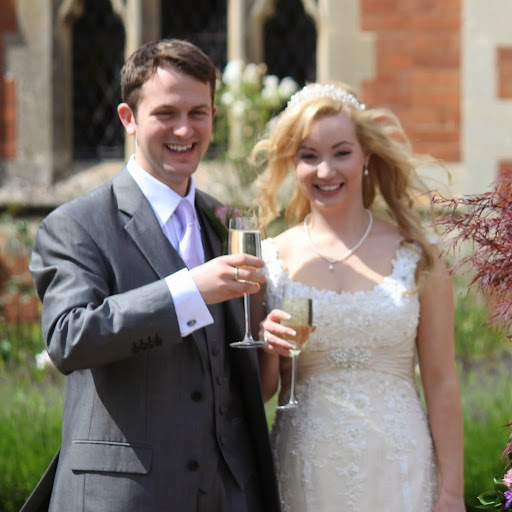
[328,263,335,271]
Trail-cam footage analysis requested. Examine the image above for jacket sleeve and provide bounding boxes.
[29,209,182,375]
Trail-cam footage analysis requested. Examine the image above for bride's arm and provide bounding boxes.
[258,347,281,403]
[251,285,280,402]
[417,247,466,512]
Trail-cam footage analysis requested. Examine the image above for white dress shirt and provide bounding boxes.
[127,155,214,336]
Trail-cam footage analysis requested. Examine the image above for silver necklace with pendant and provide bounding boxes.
[303,209,373,271]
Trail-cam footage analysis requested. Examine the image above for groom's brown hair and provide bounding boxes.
[120,38,217,115]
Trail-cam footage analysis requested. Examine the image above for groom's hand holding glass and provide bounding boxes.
[189,254,265,305]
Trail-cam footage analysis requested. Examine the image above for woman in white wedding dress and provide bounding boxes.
[252,83,466,511]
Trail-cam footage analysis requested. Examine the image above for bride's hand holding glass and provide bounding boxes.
[261,296,313,409]
[261,307,315,357]
[259,310,298,357]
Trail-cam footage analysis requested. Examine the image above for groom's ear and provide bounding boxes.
[117,103,136,135]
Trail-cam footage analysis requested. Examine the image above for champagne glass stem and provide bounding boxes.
[243,293,253,341]
[288,354,299,406]
[230,287,266,348]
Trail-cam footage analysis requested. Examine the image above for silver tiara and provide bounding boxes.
[286,83,366,111]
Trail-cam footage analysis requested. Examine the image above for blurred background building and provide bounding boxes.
[0,0,511,205]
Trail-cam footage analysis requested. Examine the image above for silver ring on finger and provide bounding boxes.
[263,333,269,344]
[234,267,239,281]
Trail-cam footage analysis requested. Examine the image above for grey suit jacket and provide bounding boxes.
[22,167,280,512]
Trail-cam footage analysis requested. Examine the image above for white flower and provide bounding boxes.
[261,87,279,101]
[263,74,279,91]
[278,76,299,99]
[35,349,53,370]
[232,99,248,118]
[242,63,261,85]
[222,59,244,87]
[220,91,235,106]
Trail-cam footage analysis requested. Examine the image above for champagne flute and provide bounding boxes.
[228,216,267,348]
[276,295,313,409]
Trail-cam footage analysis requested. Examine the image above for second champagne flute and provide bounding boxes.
[276,295,313,409]
[228,216,267,348]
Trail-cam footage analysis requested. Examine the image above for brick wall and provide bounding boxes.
[497,46,512,99]
[0,221,40,324]
[360,0,461,162]
[0,0,17,159]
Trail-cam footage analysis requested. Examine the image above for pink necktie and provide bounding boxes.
[175,199,202,268]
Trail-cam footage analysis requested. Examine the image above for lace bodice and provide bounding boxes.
[263,238,420,385]
[261,238,439,511]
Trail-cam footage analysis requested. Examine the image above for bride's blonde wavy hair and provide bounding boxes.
[252,82,439,278]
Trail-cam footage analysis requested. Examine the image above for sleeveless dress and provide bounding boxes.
[261,238,439,512]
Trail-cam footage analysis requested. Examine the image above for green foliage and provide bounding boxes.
[451,279,512,510]
[0,322,45,369]
[454,283,512,367]
[475,479,509,509]
[0,378,62,512]
[461,359,511,510]
[0,323,63,512]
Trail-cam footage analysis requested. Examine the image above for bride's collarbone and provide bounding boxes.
[274,233,396,294]
[285,257,386,295]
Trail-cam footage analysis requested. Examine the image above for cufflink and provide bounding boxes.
[187,319,197,327]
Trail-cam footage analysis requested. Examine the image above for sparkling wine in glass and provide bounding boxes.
[276,296,313,409]
[228,216,267,348]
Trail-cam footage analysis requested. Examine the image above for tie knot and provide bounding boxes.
[176,199,195,226]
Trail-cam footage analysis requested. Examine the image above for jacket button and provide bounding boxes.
[211,346,219,356]
[187,460,199,471]
[191,391,202,402]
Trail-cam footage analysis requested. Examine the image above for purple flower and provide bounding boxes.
[503,490,512,509]
[204,206,244,254]
[214,206,242,226]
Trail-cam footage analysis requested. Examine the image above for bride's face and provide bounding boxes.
[293,112,367,212]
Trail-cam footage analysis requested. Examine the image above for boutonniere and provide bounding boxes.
[204,205,243,253]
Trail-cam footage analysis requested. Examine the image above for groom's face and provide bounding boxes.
[119,65,216,196]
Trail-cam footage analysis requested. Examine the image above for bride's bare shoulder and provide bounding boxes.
[269,225,305,255]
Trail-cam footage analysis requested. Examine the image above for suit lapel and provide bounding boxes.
[113,167,186,279]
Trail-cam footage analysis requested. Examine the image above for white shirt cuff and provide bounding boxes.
[165,268,214,337]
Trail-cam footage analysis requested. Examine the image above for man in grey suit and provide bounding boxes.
[22,39,280,512]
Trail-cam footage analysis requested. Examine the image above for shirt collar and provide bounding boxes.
[126,154,197,226]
